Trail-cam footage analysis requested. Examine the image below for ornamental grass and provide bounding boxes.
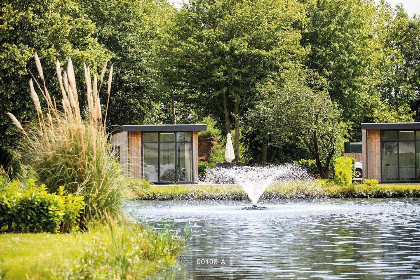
[8,54,122,224]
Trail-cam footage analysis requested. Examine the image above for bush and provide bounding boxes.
[364,179,378,186]
[198,161,209,181]
[8,56,123,224]
[334,156,355,186]
[0,178,84,233]
[294,159,318,176]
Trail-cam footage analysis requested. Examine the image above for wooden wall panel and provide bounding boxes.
[110,132,129,176]
[344,153,363,162]
[367,129,381,182]
[129,131,142,179]
[193,131,199,183]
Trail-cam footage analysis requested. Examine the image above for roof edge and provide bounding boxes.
[361,122,420,130]
[123,124,207,132]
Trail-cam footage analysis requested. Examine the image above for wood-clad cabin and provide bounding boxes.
[362,123,420,183]
[111,124,207,184]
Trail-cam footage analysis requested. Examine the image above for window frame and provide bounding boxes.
[141,132,193,184]
[381,130,418,182]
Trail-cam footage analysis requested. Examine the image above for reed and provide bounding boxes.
[8,54,122,224]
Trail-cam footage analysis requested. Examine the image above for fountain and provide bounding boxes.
[124,165,420,279]
[205,164,312,209]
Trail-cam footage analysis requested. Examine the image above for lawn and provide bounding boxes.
[126,180,420,200]
[0,223,184,279]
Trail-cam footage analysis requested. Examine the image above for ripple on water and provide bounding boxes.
[125,199,420,279]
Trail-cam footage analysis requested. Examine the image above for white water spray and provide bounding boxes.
[206,164,313,205]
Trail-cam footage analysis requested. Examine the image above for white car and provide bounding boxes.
[355,161,363,179]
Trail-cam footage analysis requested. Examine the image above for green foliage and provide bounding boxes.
[159,0,307,160]
[334,157,355,186]
[0,222,185,279]
[294,159,318,176]
[58,186,86,233]
[0,178,84,233]
[67,222,186,279]
[80,0,176,127]
[130,181,420,200]
[376,4,420,120]
[132,184,247,200]
[122,178,155,199]
[198,161,209,181]
[249,69,347,177]
[0,0,110,175]
[302,0,388,138]
[199,117,222,139]
[209,143,226,167]
[364,179,379,186]
[10,56,123,225]
[3,0,420,174]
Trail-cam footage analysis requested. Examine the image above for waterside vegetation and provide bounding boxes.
[127,181,420,201]
[0,56,186,279]
[0,221,185,279]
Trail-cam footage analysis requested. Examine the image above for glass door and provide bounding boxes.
[159,133,176,182]
[381,130,417,182]
[142,132,193,183]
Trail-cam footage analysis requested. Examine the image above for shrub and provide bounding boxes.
[198,161,209,181]
[8,55,123,224]
[199,117,222,138]
[334,156,355,186]
[122,178,152,199]
[294,159,318,176]
[0,178,84,233]
[364,179,378,186]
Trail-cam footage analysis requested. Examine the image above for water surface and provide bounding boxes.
[124,199,420,279]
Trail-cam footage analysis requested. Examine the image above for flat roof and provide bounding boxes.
[123,124,207,132]
[361,122,420,130]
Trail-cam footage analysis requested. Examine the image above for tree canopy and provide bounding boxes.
[0,0,109,174]
[2,0,420,173]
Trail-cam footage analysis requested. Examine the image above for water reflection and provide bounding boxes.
[124,199,420,279]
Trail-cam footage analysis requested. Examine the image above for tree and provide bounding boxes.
[301,0,388,139]
[79,0,176,130]
[0,0,109,175]
[248,70,347,178]
[158,0,306,160]
[376,4,420,120]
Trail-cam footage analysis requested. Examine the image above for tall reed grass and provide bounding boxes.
[8,54,122,224]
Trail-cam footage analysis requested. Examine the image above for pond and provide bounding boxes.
[124,199,420,279]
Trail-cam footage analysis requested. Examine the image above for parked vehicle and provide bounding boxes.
[355,161,363,179]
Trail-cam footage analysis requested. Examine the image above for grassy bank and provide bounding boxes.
[126,180,420,200]
[0,222,185,279]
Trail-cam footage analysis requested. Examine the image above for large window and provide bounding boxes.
[381,130,418,182]
[142,132,193,183]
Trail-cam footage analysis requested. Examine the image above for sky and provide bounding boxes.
[384,0,420,16]
[169,0,420,17]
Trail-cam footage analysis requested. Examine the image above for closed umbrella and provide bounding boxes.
[225,133,235,163]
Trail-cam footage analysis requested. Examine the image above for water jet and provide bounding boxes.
[206,164,312,208]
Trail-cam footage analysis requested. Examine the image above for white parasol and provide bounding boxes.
[225,133,235,163]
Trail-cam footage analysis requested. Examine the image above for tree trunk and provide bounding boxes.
[234,100,240,161]
[323,140,336,179]
[313,131,325,178]
[223,93,231,132]
[171,88,176,124]
[262,141,268,165]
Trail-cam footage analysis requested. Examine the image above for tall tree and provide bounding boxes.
[377,4,420,120]
[79,0,176,130]
[301,0,387,139]
[158,0,306,160]
[248,69,347,177]
[0,0,109,174]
